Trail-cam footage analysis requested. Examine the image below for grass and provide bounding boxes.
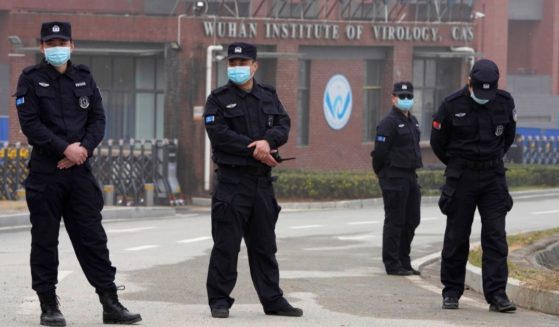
[469,227,559,291]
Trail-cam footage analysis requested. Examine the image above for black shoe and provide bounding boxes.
[38,291,66,327]
[265,303,303,317]
[442,296,459,309]
[98,287,142,324]
[489,295,517,313]
[211,307,229,318]
[386,268,413,276]
[403,267,421,275]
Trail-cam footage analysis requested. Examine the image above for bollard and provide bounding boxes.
[16,188,25,201]
[103,184,114,206]
[144,183,154,207]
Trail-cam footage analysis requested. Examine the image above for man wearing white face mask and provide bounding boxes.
[203,42,302,319]
[430,59,517,312]
[371,81,423,277]
[15,22,141,326]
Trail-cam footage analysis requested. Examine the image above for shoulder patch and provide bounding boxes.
[211,85,229,96]
[75,64,91,73]
[204,115,216,125]
[376,135,387,143]
[22,64,40,75]
[16,96,25,107]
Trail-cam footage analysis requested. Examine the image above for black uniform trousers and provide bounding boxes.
[206,166,288,311]
[25,165,116,293]
[439,166,512,303]
[380,170,421,272]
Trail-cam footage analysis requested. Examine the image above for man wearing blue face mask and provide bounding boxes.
[371,81,423,276]
[15,22,141,326]
[203,42,301,319]
[430,59,517,313]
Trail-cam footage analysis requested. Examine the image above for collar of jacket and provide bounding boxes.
[40,59,80,82]
[228,79,264,99]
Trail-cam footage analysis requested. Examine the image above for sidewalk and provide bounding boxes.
[0,201,176,229]
[3,187,559,229]
[413,239,559,316]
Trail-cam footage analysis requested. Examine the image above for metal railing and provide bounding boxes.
[517,135,559,165]
[184,0,475,22]
[0,140,184,205]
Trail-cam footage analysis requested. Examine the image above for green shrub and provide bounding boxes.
[274,165,559,201]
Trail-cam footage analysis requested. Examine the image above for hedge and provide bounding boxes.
[273,165,559,201]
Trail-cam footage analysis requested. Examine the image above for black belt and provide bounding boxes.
[218,164,271,176]
[459,158,503,170]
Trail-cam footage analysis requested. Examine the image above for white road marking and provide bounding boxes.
[337,234,376,241]
[421,217,440,221]
[347,221,380,225]
[106,226,158,233]
[125,245,159,251]
[304,244,373,251]
[290,224,323,230]
[282,267,384,279]
[177,213,200,218]
[58,270,73,281]
[531,209,559,215]
[177,236,211,244]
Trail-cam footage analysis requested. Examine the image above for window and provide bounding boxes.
[297,60,310,146]
[409,0,474,22]
[72,55,166,140]
[363,60,384,142]
[272,0,319,19]
[412,56,462,139]
[340,0,388,21]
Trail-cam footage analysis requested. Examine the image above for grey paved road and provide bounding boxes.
[1,195,558,326]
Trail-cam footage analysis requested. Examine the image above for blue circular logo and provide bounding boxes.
[323,74,352,130]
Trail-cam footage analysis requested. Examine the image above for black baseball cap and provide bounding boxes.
[41,22,72,41]
[470,59,500,100]
[393,81,414,95]
[227,42,257,60]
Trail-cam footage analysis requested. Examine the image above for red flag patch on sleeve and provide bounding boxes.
[432,120,441,130]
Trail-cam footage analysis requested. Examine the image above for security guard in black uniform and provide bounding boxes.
[430,59,517,312]
[372,81,422,276]
[203,42,303,319]
[15,22,141,326]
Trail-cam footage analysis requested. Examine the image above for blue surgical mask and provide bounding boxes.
[396,98,414,111]
[227,66,251,85]
[470,90,490,105]
[44,46,71,67]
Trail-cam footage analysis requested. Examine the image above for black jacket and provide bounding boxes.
[430,86,516,165]
[371,107,423,175]
[15,60,105,173]
[203,81,290,167]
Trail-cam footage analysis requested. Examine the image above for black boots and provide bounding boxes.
[265,303,304,317]
[489,295,517,313]
[210,307,230,318]
[37,291,66,327]
[98,288,142,324]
